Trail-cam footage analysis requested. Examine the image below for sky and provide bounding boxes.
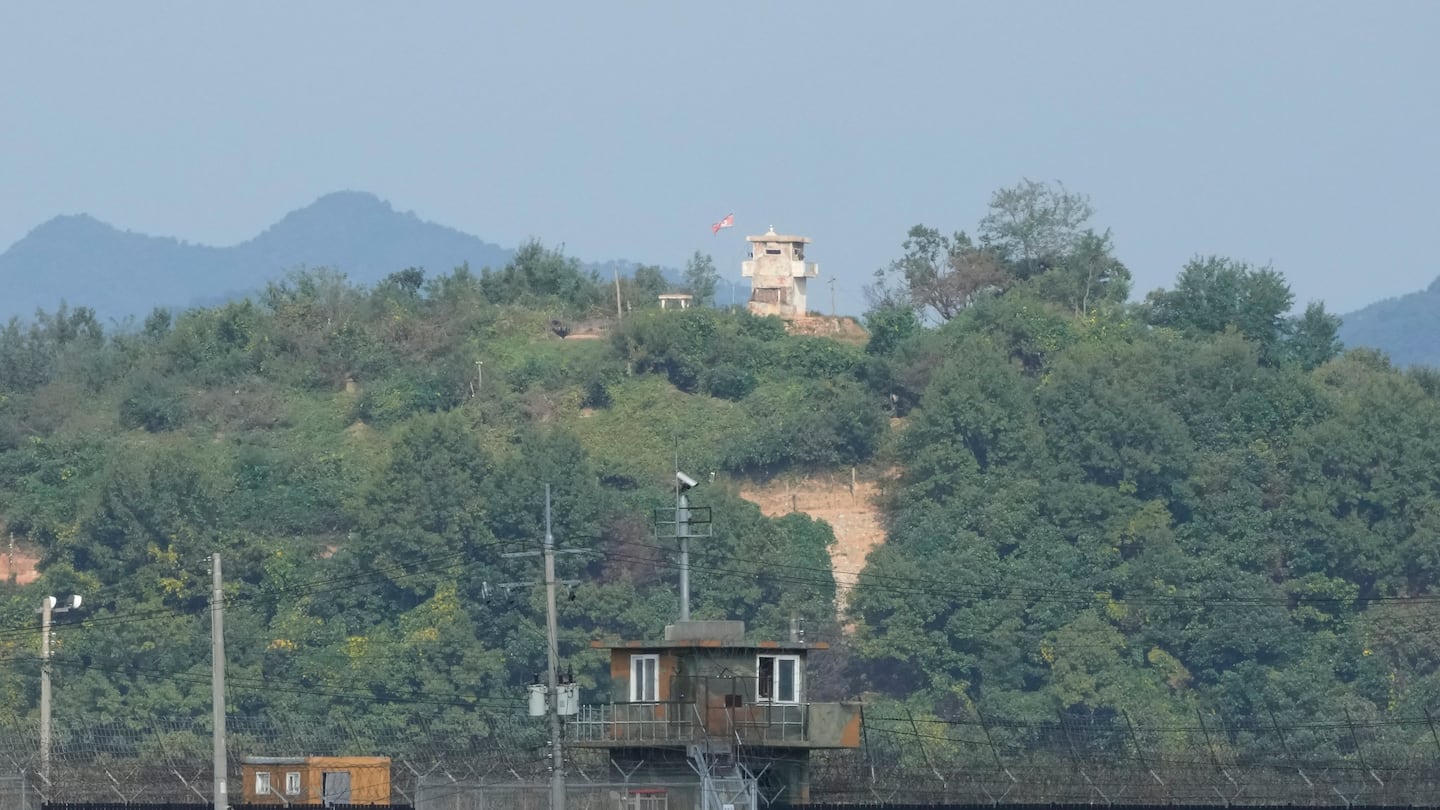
[2,2,1437,317]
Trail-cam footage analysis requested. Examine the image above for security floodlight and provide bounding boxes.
[38,591,83,784]
[676,471,698,491]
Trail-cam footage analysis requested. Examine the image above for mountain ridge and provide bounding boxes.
[1338,276,1440,368]
[0,192,522,320]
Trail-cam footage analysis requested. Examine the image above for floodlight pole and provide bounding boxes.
[39,594,82,786]
[39,597,52,785]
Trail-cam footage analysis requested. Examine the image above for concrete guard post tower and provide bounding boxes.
[742,227,819,318]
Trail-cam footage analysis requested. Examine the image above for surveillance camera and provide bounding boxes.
[676,471,698,491]
[70,595,83,610]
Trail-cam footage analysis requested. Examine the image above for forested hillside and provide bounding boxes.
[6,180,1440,773]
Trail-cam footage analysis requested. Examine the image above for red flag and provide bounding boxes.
[711,213,734,234]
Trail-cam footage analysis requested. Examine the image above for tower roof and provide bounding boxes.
[746,226,811,244]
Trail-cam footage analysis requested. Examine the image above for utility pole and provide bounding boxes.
[500,488,582,810]
[39,597,52,786]
[212,553,227,810]
[475,360,484,396]
[613,269,624,320]
[543,486,565,810]
[828,277,836,318]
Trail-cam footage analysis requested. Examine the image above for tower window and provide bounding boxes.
[757,655,800,703]
[630,654,659,702]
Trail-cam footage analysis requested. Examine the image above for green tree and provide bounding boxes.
[339,411,498,609]
[869,226,1008,321]
[863,305,921,356]
[902,340,1042,480]
[683,251,720,307]
[479,240,603,312]
[1027,229,1131,315]
[1284,301,1343,370]
[978,179,1095,276]
[631,264,670,303]
[1143,256,1295,359]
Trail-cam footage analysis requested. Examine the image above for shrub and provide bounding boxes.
[702,364,757,401]
[119,372,188,432]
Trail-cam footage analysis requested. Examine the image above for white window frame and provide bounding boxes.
[757,654,801,704]
[285,771,301,796]
[255,771,272,796]
[630,653,659,702]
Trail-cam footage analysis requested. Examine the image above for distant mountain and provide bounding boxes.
[1339,277,1440,368]
[0,191,517,320]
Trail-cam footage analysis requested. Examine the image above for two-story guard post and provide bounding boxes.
[742,227,819,319]
[568,617,862,809]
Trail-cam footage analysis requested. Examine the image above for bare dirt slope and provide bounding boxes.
[0,523,41,585]
[784,315,869,346]
[739,471,890,610]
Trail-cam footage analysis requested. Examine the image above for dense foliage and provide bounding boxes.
[0,252,850,739]
[6,180,1431,771]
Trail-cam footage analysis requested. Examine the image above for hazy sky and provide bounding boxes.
[3,2,1437,316]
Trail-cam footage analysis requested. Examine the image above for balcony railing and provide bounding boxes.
[568,702,696,744]
[566,702,813,746]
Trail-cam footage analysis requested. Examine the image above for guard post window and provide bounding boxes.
[630,654,659,702]
[757,655,800,703]
[285,772,301,796]
[255,772,271,796]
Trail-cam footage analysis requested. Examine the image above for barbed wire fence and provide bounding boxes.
[11,709,1440,806]
[813,708,1440,807]
[0,775,31,810]
[0,713,553,805]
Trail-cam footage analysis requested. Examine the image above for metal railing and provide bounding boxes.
[566,702,810,745]
[567,703,696,744]
[708,702,806,744]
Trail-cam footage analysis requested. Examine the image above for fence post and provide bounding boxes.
[976,711,1016,805]
[1058,711,1110,806]
[1123,710,1167,799]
